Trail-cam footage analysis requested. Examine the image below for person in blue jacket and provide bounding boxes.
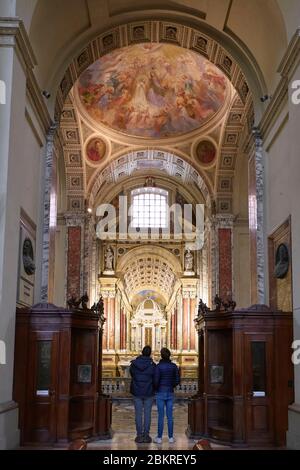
[129,345,156,443]
[154,348,180,444]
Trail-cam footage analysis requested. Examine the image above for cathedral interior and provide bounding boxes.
[0,0,300,451]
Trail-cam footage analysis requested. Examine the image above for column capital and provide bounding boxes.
[213,214,235,229]
[64,212,86,227]
[181,277,199,299]
[99,276,118,298]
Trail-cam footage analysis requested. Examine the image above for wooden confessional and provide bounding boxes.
[187,304,294,447]
[13,302,112,446]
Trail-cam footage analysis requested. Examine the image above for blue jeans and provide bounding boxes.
[133,396,153,437]
[156,391,174,438]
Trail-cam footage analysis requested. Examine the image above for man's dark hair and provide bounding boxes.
[142,345,151,357]
[161,347,171,361]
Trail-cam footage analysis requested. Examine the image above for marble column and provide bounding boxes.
[123,310,126,350]
[177,292,183,351]
[99,278,118,352]
[120,305,125,350]
[211,215,234,301]
[121,307,127,351]
[170,310,174,349]
[210,217,218,303]
[126,308,131,351]
[181,279,198,351]
[218,228,233,298]
[109,297,115,350]
[65,213,85,299]
[40,125,58,302]
[190,298,196,350]
[82,215,98,304]
[114,292,120,351]
[249,127,266,304]
[182,297,189,350]
[103,297,109,351]
[174,308,178,350]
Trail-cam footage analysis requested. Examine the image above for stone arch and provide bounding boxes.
[88,149,212,209]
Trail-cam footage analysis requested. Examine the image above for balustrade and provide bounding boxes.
[101,377,198,397]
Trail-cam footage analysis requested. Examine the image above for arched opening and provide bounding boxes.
[2,0,300,452]
[49,24,255,437]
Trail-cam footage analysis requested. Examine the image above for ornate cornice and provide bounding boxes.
[278,27,300,79]
[0,17,51,134]
[259,28,300,140]
[259,77,288,140]
[27,69,52,133]
[0,18,36,69]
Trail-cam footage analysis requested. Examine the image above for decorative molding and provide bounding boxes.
[278,27,300,79]
[26,68,52,133]
[260,28,300,140]
[0,18,36,69]
[0,18,51,133]
[259,77,288,141]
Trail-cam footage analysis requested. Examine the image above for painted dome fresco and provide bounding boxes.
[76,43,228,139]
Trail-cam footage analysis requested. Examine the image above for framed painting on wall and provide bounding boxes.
[210,364,224,384]
[17,209,36,307]
[77,364,92,384]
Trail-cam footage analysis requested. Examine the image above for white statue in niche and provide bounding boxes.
[184,248,194,271]
[104,246,114,272]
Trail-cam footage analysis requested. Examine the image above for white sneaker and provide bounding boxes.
[154,436,162,444]
[169,437,175,444]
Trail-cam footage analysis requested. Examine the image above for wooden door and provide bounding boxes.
[25,331,59,443]
[244,333,274,445]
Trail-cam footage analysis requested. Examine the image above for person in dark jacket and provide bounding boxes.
[153,348,180,444]
[130,345,156,443]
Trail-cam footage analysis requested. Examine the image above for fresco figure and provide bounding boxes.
[77,43,227,138]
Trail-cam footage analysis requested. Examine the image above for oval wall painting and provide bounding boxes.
[86,138,106,164]
[196,140,216,165]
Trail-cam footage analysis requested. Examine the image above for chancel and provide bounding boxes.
[0,0,300,451]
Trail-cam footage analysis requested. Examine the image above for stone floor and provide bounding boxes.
[88,401,228,450]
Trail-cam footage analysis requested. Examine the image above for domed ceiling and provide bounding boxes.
[76,43,228,139]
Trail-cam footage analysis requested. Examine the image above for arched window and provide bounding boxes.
[131,187,168,228]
